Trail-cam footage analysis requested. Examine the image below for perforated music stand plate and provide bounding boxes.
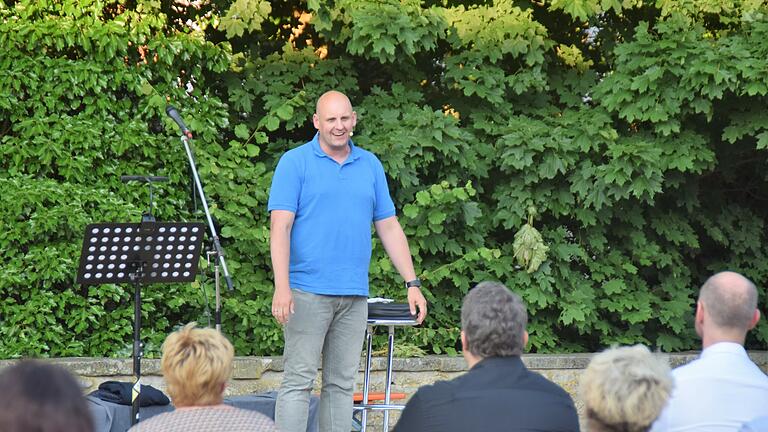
[76,222,205,285]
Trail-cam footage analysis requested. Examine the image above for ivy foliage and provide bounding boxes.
[0,0,232,357]
[2,0,768,357]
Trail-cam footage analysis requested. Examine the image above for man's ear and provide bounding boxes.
[312,113,320,130]
[460,330,468,351]
[748,309,761,330]
[695,300,705,323]
[694,300,706,338]
[523,330,529,348]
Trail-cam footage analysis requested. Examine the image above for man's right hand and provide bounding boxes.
[271,288,294,325]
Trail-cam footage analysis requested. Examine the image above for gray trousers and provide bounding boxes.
[275,289,367,432]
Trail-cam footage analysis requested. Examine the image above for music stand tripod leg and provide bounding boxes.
[130,273,143,426]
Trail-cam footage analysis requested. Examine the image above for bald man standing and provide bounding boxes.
[267,91,427,432]
[651,271,768,432]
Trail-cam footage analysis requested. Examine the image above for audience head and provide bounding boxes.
[161,322,234,407]
[461,281,528,363]
[696,271,760,346]
[0,360,94,432]
[581,345,672,432]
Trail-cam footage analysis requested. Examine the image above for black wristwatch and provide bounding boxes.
[405,278,422,289]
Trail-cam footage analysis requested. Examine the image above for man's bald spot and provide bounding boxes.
[315,91,353,116]
[700,271,758,329]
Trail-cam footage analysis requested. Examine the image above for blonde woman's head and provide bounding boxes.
[161,322,234,407]
[581,344,672,432]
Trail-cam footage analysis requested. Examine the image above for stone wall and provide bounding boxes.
[3,351,767,431]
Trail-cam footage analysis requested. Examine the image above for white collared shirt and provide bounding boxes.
[651,342,768,432]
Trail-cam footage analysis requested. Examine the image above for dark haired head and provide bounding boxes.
[0,360,94,432]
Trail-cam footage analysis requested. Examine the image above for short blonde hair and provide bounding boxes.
[161,322,234,407]
[581,345,672,432]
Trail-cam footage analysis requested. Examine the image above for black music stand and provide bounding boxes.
[76,220,205,426]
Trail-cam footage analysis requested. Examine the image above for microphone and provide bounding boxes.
[165,105,193,138]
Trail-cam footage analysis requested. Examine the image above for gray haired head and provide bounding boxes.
[461,281,528,357]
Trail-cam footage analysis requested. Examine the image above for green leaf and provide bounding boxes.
[264,116,279,132]
[403,204,419,219]
[234,124,250,139]
[757,131,768,150]
[602,279,626,295]
[139,81,154,96]
[415,191,431,206]
[427,210,446,226]
[275,104,294,121]
[462,202,481,226]
[246,144,260,157]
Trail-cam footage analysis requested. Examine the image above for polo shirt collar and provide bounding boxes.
[310,133,361,162]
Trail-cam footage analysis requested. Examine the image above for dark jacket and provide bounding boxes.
[393,356,580,432]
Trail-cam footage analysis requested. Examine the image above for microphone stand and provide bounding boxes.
[206,249,222,332]
[179,134,233,333]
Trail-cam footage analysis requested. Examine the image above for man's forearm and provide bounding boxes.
[375,216,417,281]
[270,236,291,291]
[270,211,294,291]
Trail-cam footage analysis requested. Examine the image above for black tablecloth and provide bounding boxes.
[88,391,319,432]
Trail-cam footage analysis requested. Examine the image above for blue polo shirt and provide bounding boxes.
[267,134,396,296]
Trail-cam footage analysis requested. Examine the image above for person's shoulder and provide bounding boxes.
[500,367,575,410]
[353,144,385,163]
[229,407,278,428]
[274,142,313,177]
[671,348,734,377]
[409,376,463,405]
[231,406,274,420]
[671,355,704,378]
[281,141,313,160]
[673,348,768,385]
[522,367,576,401]
[126,410,175,431]
[133,406,277,431]
[353,144,378,156]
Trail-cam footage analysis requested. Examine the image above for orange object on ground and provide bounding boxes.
[353,392,406,403]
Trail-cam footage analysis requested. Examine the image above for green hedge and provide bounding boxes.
[1,0,767,357]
